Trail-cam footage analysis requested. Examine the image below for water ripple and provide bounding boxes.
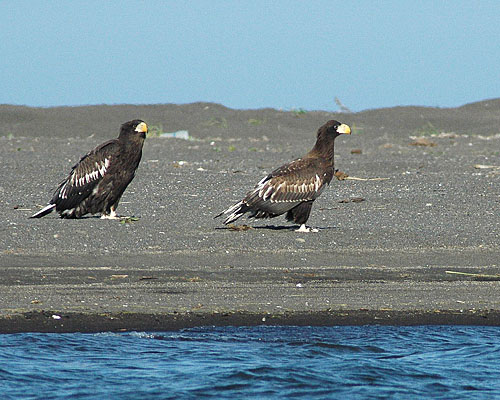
[0,326,499,399]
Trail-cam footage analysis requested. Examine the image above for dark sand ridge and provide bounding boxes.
[1,100,500,332]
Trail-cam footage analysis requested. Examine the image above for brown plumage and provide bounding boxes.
[215,120,351,232]
[31,119,148,219]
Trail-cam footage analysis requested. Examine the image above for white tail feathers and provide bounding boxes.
[30,203,56,218]
[215,201,245,224]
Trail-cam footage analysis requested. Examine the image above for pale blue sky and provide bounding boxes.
[1,1,499,111]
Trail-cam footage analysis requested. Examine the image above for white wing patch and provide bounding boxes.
[262,186,274,201]
[314,174,321,191]
[271,175,324,203]
[270,183,284,201]
[59,182,69,199]
[256,176,268,195]
[59,158,110,199]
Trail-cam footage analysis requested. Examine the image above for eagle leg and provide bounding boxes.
[287,201,318,232]
[286,200,313,225]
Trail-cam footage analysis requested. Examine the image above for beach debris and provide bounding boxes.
[51,314,62,320]
[347,176,389,181]
[476,133,500,140]
[172,161,188,168]
[139,276,157,281]
[334,170,349,180]
[30,299,42,304]
[339,197,365,203]
[410,132,457,139]
[334,169,389,181]
[111,274,129,279]
[296,283,303,288]
[410,137,437,147]
[159,130,190,140]
[296,238,306,243]
[473,164,500,169]
[227,224,254,231]
[346,176,389,181]
[247,135,269,142]
[445,270,500,280]
[351,149,362,154]
[120,217,139,224]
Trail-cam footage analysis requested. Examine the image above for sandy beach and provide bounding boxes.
[1,100,500,332]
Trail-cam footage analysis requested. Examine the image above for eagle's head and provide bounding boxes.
[120,119,148,140]
[311,120,351,159]
[323,120,351,137]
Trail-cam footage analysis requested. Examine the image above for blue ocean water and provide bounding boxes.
[1,325,499,399]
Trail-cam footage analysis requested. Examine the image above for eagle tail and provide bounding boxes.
[30,204,56,218]
[215,201,249,225]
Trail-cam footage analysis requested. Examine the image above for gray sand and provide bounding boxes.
[1,101,499,332]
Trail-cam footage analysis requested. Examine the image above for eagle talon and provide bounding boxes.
[100,215,120,220]
[295,224,319,233]
[100,208,119,219]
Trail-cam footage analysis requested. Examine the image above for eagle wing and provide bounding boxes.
[243,157,332,215]
[52,140,118,210]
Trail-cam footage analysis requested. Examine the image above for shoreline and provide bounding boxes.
[2,309,500,334]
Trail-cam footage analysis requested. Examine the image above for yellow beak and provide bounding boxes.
[135,122,148,133]
[337,123,351,135]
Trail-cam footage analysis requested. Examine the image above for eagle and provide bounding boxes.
[31,119,148,219]
[215,120,351,232]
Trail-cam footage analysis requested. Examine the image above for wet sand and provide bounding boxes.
[1,100,500,332]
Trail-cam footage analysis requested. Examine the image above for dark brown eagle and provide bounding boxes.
[31,119,148,219]
[215,120,351,232]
